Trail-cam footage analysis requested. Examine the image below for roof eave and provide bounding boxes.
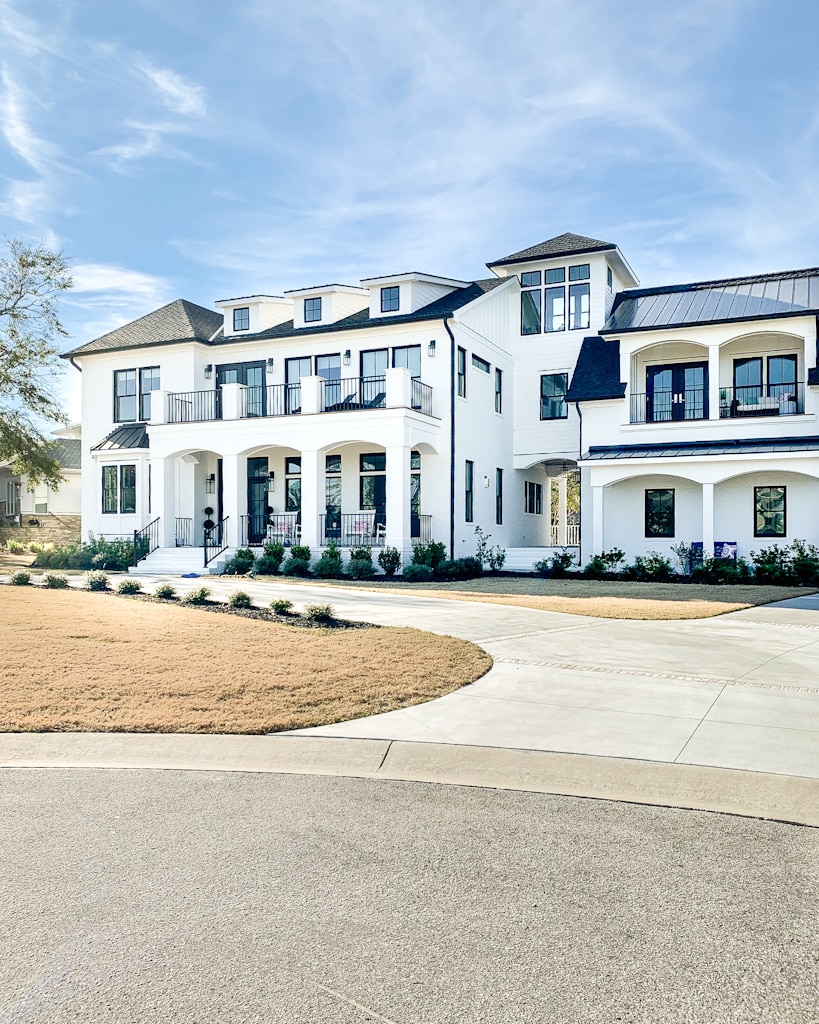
[486,243,616,270]
[600,307,819,335]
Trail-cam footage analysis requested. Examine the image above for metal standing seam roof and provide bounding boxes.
[91,424,150,452]
[582,436,819,461]
[603,268,819,333]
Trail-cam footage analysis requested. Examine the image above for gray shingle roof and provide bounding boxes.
[51,438,82,469]
[91,424,149,452]
[583,436,819,460]
[565,336,625,402]
[64,299,224,357]
[488,232,616,268]
[603,266,819,334]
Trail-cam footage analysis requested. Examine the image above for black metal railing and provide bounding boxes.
[133,517,160,565]
[411,514,432,545]
[411,380,434,416]
[240,513,301,545]
[321,376,386,412]
[167,389,221,423]
[320,512,386,547]
[719,382,804,418]
[239,383,302,418]
[175,517,193,547]
[630,389,707,424]
[204,516,229,567]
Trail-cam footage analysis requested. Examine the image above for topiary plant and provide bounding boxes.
[282,556,311,577]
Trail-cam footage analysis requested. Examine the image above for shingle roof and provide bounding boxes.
[582,436,819,461]
[565,336,625,402]
[51,438,82,469]
[488,232,616,268]
[603,267,819,334]
[91,423,150,452]
[64,299,224,357]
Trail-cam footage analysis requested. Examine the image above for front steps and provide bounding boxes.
[504,547,579,573]
[129,546,231,576]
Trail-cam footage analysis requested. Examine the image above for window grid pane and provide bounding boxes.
[233,307,250,331]
[544,287,565,332]
[645,489,675,538]
[521,290,542,335]
[494,368,503,413]
[465,460,474,522]
[520,271,541,287]
[569,264,590,281]
[545,268,565,284]
[381,286,400,312]
[755,486,786,537]
[569,283,590,330]
[120,465,136,514]
[540,373,569,419]
[304,297,322,322]
[102,466,117,514]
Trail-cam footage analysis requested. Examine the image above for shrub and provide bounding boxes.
[33,534,133,571]
[9,570,31,585]
[534,550,576,578]
[234,547,255,563]
[270,598,293,615]
[583,548,626,579]
[117,578,142,595]
[401,563,434,582]
[487,546,506,572]
[42,571,69,589]
[82,570,110,591]
[314,542,344,578]
[26,541,45,553]
[411,540,447,570]
[691,556,753,585]
[290,545,311,562]
[282,556,311,577]
[228,591,253,609]
[154,583,176,600]
[347,558,376,580]
[349,545,372,564]
[671,541,695,576]
[302,603,335,624]
[223,555,254,576]
[377,546,401,577]
[261,541,285,573]
[789,540,819,586]
[435,557,482,580]
[181,585,210,605]
[5,539,26,554]
[750,544,796,585]
[622,553,676,582]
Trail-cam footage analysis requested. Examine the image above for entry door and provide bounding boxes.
[247,457,269,544]
[647,363,707,422]
[217,361,266,416]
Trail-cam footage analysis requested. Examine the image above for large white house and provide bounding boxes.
[64,232,819,572]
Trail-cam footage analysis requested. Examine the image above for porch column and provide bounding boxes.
[702,481,715,558]
[591,484,604,555]
[221,452,247,548]
[300,448,323,550]
[557,472,568,547]
[708,344,720,419]
[386,444,412,564]
[150,457,176,547]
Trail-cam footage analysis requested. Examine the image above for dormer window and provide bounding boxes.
[569,264,590,281]
[381,286,400,312]
[233,307,250,331]
[304,297,322,322]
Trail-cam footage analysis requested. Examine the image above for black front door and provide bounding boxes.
[247,457,269,544]
[217,361,266,416]
[647,363,707,422]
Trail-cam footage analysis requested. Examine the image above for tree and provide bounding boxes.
[0,236,72,487]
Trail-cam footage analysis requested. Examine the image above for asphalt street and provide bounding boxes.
[2,769,817,1024]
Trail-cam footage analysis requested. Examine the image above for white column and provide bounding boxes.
[385,366,412,409]
[301,376,322,415]
[386,444,412,563]
[708,344,720,420]
[300,449,323,550]
[702,481,715,558]
[220,382,245,420]
[150,457,176,547]
[592,485,604,555]
[221,452,247,548]
[557,473,568,547]
[149,390,168,426]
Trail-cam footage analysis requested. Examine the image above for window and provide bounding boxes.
[101,464,136,514]
[360,453,386,512]
[326,454,342,474]
[496,468,503,525]
[304,297,322,322]
[645,489,675,538]
[544,286,564,332]
[233,307,250,331]
[465,460,474,522]
[114,369,137,422]
[494,368,503,414]
[139,367,160,421]
[285,457,301,512]
[361,348,388,378]
[521,289,541,335]
[755,486,786,537]
[520,271,541,287]
[524,481,543,515]
[325,455,341,521]
[457,347,467,397]
[545,267,565,284]
[541,373,569,419]
[381,286,400,312]
[569,263,590,281]
[392,345,421,378]
[607,265,613,290]
[411,450,421,521]
[472,354,490,373]
[569,283,590,330]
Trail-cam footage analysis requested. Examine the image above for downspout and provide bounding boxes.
[575,400,583,568]
[69,357,81,373]
[444,315,456,560]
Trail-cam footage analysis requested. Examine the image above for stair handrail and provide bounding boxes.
[133,517,161,566]
[204,516,229,568]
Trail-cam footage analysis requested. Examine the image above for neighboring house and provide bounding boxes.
[0,425,82,523]
[62,233,819,572]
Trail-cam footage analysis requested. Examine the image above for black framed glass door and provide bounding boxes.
[246,457,269,544]
[647,363,707,422]
[217,361,266,416]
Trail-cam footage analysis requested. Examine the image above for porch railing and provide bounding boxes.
[175,517,193,547]
[240,383,302,418]
[204,516,229,568]
[167,389,221,423]
[320,512,386,547]
[719,382,803,418]
[411,514,432,546]
[550,523,581,546]
[321,376,386,412]
[630,389,707,424]
[133,517,160,565]
[411,379,434,416]
[239,513,301,546]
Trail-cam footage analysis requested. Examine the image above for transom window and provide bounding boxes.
[755,486,786,537]
[304,297,322,322]
[381,286,400,312]
[524,481,543,515]
[521,271,541,287]
[645,489,675,538]
[101,464,136,515]
[569,264,590,281]
[472,354,490,373]
[540,373,569,419]
[545,267,565,284]
[233,307,250,331]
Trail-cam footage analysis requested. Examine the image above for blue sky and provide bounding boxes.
[2,0,819,420]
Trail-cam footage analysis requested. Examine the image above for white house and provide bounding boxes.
[63,233,819,572]
[0,425,82,524]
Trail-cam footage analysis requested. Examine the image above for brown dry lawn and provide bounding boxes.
[257,575,814,619]
[0,587,490,734]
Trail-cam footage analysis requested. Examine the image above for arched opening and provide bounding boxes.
[718,331,806,419]
[630,339,709,424]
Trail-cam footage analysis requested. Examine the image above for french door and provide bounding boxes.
[646,363,708,422]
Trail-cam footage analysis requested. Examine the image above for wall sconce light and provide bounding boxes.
[267,471,275,492]
[428,339,436,357]
[266,357,275,374]
[484,476,490,488]
[343,349,351,366]
[204,364,213,379]
[205,473,216,494]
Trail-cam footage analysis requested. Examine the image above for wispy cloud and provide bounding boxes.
[135,58,206,118]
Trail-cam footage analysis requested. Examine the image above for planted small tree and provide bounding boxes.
[377,546,401,578]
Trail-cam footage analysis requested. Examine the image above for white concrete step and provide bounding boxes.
[503,547,578,572]
[129,546,232,576]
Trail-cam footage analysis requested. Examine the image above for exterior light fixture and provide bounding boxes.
[205,474,216,494]
[266,358,275,373]
[483,476,490,488]
[204,364,213,379]
[343,350,351,366]
[267,471,275,491]
[428,339,436,356]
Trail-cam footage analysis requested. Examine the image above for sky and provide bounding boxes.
[3,0,819,422]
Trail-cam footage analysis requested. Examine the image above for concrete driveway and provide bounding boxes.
[125,576,819,779]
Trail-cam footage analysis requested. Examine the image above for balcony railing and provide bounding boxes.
[240,513,301,546]
[630,389,707,424]
[720,383,804,418]
[320,512,386,547]
[167,390,221,423]
[321,376,386,412]
[411,379,434,416]
[240,384,302,418]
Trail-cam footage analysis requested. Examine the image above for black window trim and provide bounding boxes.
[380,285,400,313]
[304,296,322,322]
[465,459,474,522]
[754,485,787,538]
[644,488,675,539]
[114,365,160,424]
[495,467,503,525]
[540,372,569,420]
[471,353,490,374]
[233,306,250,331]
[494,368,503,414]
[457,346,467,397]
